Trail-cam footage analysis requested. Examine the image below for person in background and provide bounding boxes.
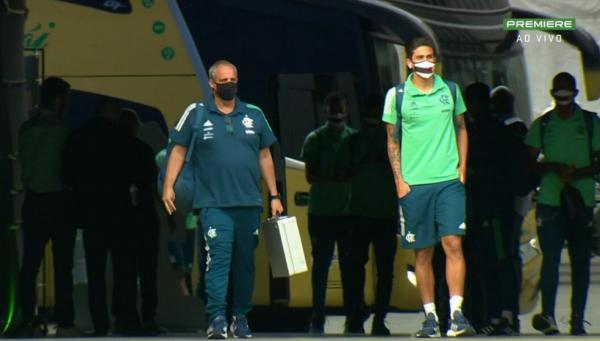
[525,72,600,336]
[119,108,165,336]
[300,91,357,335]
[347,94,398,335]
[14,77,79,337]
[63,100,139,336]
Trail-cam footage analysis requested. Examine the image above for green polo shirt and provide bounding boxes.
[525,106,600,207]
[300,123,357,216]
[171,98,277,208]
[19,110,70,193]
[382,74,466,185]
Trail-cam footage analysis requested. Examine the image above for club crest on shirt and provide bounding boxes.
[440,94,451,106]
[242,115,254,129]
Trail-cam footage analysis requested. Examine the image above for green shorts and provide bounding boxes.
[398,179,466,249]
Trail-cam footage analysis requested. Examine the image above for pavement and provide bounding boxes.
[38,281,599,340]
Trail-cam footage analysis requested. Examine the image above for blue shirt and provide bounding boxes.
[171,98,277,208]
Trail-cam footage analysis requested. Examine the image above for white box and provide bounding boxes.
[261,216,308,278]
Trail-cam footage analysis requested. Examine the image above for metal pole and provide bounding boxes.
[0,0,28,334]
[165,0,211,98]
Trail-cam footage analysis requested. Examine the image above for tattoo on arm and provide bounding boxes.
[386,124,402,182]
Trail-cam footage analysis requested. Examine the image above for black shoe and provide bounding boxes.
[480,317,517,336]
[308,314,325,335]
[142,321,168,336]
[344,318,365,335]
[5,321,47,338]
[90,329,109,337]
[371,317,391,336]
[113,323,143,336]
[532,314,559,335]
[570,314,589,336]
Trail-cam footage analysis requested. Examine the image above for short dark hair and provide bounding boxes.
[40,77,70,108]
[406,37,437,59]
[552,72,576,90]
[323,91,347,114]
[465,82,490,102]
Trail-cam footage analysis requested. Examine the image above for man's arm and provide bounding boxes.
[573,150,600,179]
[386,123,410,198]
[526,146,574,182]
[454,115,468,184]
[162,145,187,215]
[259,147,284,217]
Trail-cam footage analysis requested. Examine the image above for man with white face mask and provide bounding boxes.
[300,92,358,334]
[382,37,473,337]
[525,72,600,336]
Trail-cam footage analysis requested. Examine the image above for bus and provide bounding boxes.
[2,0,598,334]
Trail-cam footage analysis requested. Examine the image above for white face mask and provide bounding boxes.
[552,89,575,106]
[412,61,435,79]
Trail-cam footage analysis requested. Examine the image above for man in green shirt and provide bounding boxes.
[383,37,474,337]
[300,92,357,334]
[348,95,397,335]
[525,72,600,336]
[15,77,78,337]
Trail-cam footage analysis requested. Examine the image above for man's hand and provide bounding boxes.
[459,165,467,184]
[270,198,284,218]
[162,186,177,215]
[397,179,411,199]
[554,164,576,183]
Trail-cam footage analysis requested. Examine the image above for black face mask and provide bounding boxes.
[215,82,237,101]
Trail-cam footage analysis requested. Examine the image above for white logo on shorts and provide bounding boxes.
[207,226,217,239]
[458,222,466,230]
[405,232,416,243]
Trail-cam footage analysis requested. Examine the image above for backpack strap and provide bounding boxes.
[444,80,458,109]
[539,111,552,152]
[583,110,598,163]
[185,102,205,162]
[393,83,405,140]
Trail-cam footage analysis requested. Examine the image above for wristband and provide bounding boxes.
[269,194,281,200]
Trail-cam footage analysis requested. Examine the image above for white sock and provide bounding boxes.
[423,303,438,321]
[449,296,464,316]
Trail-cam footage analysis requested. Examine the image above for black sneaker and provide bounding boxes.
[344,315,365,335]
[371,317,391,336]
[446,310,476,337]
[308,313,325,335]
[480,317,517,336]
[415,312,441,338]
[142,321,168,336]
[570,314,589,336]
[532,314,559,335]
